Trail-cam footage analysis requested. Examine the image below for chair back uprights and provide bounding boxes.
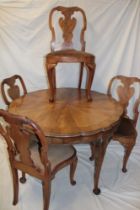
[49,6,87,51]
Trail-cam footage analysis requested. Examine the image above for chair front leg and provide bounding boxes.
[85,63,96,101]
[42,180,51,210]
[78,62,84,89]
[89,142,95,161]
[70,156,78,185]
[46,63,57,102]
[11,167,19,205]
[122,137,136,172]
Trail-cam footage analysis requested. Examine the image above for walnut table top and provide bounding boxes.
[9,88,123,141]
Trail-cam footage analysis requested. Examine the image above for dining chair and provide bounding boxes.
[1,74,27,106]
[90,75,140,172]
[0,109,77,210]
[46,6,96,102]
[1,74,28,183]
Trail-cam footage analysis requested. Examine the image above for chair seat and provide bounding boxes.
[46,49,95,63]
[114,117,137,138]
[15,141,76,174]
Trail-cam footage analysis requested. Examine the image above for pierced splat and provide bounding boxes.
[8,84,20,101]
[0,117,35,167]
[1,75,27,106]
[59,10,76,46]
[8,124,34,166]
[117,82,134,108]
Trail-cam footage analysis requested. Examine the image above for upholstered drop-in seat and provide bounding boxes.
[15,142,76,174]
[47,49,95,63]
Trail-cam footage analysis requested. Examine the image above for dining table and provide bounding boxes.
[8,87,123,195]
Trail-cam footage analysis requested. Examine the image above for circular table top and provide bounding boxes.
[9,88,123,139]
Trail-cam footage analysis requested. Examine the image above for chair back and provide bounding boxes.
[49,6,87,51]
[107,75,140,126]
[0,110,50,177]
[1,75,27,106]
